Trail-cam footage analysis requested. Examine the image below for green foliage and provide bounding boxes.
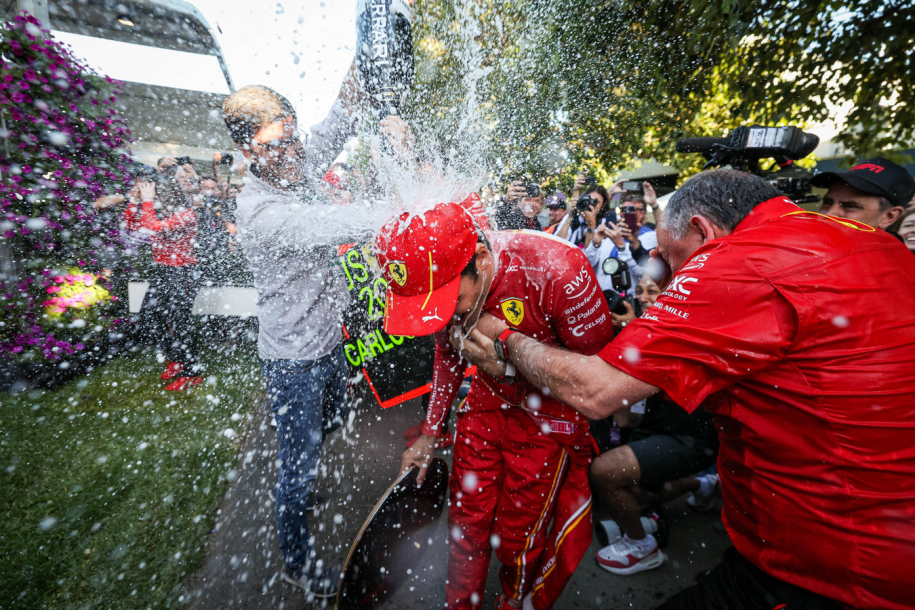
[0,346,263,609]
[409,0,914,186]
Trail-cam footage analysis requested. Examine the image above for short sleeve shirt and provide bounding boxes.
[599,197,915,609]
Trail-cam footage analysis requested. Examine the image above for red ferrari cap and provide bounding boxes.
[374,202,479,336]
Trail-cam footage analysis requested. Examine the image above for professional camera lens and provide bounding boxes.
[575,195,595,213]
[602,257,621,275]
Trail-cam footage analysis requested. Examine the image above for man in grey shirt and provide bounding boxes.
[223,82,395,599]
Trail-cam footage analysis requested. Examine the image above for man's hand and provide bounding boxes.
[401,433,437,487]
[619,222,641,248]
[611,299,636,330]
[597,222,625,248]
[448,325,508,378]
[380,115,414,157]
[609,180,625,196]
[647,248,672,290]
[506,180,526,203]
[643,182,658,209]
[137,181,156,202]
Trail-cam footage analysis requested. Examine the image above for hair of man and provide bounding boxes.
[461,232,492,279]
[661,169,780,240]
[222,85,298,147]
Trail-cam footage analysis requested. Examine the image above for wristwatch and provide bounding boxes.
[494,327,522,362]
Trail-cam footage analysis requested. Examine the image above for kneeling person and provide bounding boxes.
[374,202,614,609]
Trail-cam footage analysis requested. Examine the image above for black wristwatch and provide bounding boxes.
[494,327,522,362]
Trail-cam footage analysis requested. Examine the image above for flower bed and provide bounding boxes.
[0,14,133,378]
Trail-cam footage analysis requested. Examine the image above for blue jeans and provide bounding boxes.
[261,344,349,572]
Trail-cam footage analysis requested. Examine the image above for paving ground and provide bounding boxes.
[184,390,730,609]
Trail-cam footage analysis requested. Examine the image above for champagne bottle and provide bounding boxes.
[355,0,415,118]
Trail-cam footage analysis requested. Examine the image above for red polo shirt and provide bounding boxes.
[600,197,915,609]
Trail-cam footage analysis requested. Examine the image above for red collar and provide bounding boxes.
[731,196,801,234]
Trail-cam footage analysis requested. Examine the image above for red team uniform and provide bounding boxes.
[375,203,614,610]
[602,197,915,609]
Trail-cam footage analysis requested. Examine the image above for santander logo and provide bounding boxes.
[851,163,884,173]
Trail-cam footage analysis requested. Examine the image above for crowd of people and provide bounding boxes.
[92,154,243,391]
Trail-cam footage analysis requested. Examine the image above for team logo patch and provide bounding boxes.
[501,298,524,326]
[388,261,408,287]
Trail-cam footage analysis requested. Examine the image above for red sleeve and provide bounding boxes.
[550,247,614,355]
[122,203,140,231]
[422,331,466,437]
[598,242,797,412]
[458,192,491,231]
[140,201,195,233]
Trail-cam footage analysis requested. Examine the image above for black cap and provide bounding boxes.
[812,157,915,207]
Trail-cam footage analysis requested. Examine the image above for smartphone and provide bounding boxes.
[622,181,643,192]
[623,212,639,233]
[584,176,597,188]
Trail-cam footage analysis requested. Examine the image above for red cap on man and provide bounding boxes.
[374,202,479,336]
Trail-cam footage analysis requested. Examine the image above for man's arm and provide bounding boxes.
[503,332,658,420]
[401,333,464,486]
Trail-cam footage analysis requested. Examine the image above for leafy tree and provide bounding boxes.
[409,0,914,188]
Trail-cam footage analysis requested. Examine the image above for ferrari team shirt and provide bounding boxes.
[422,230,614,436]
[599,196,915,609]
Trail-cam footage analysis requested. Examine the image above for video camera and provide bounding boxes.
[676,125,820,204]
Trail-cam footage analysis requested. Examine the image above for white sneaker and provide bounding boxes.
[596,534,665,575]
[687,474,720,511]
[595,515,658,546]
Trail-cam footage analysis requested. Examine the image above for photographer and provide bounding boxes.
[583,220,638,329]
[567,183,612,247]
[813,157,915,230]
[455,169,915,610]
[493,180,544,230]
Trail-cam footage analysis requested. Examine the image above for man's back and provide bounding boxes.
[609,197,915,608]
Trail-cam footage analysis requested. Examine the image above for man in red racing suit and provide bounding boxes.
[374,202,614,609]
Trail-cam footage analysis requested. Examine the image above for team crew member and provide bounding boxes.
[456,169,915,609]
[131,171,204,391]
[374,202,614,610]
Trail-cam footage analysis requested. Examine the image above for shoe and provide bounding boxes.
[165,376,203,391]
[282,562,339,599]
[596,535,665,575]
[160,361,183,380]
[595,515,658,547]
[306,490,325,512]
[687,474,720,511]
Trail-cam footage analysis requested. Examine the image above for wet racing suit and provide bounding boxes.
[422,230,614,609]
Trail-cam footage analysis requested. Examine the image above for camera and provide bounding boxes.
[575,194,596,213]
[583,176,597,188]
[676,125,820,203]
[524,184,541,198]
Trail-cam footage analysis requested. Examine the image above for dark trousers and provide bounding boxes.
[261,346,349,572]
[139,265,201,373]
[657,547,842,610]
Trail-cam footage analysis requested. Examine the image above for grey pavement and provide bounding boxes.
[185,389,730,609]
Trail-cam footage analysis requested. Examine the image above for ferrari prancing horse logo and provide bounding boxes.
[500,298,524,326]
[388,262,407,287]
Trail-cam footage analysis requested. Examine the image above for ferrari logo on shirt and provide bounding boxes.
[388,261,407,287]
[501,298,524,326]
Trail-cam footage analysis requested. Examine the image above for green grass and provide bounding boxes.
[0,344,264,609]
